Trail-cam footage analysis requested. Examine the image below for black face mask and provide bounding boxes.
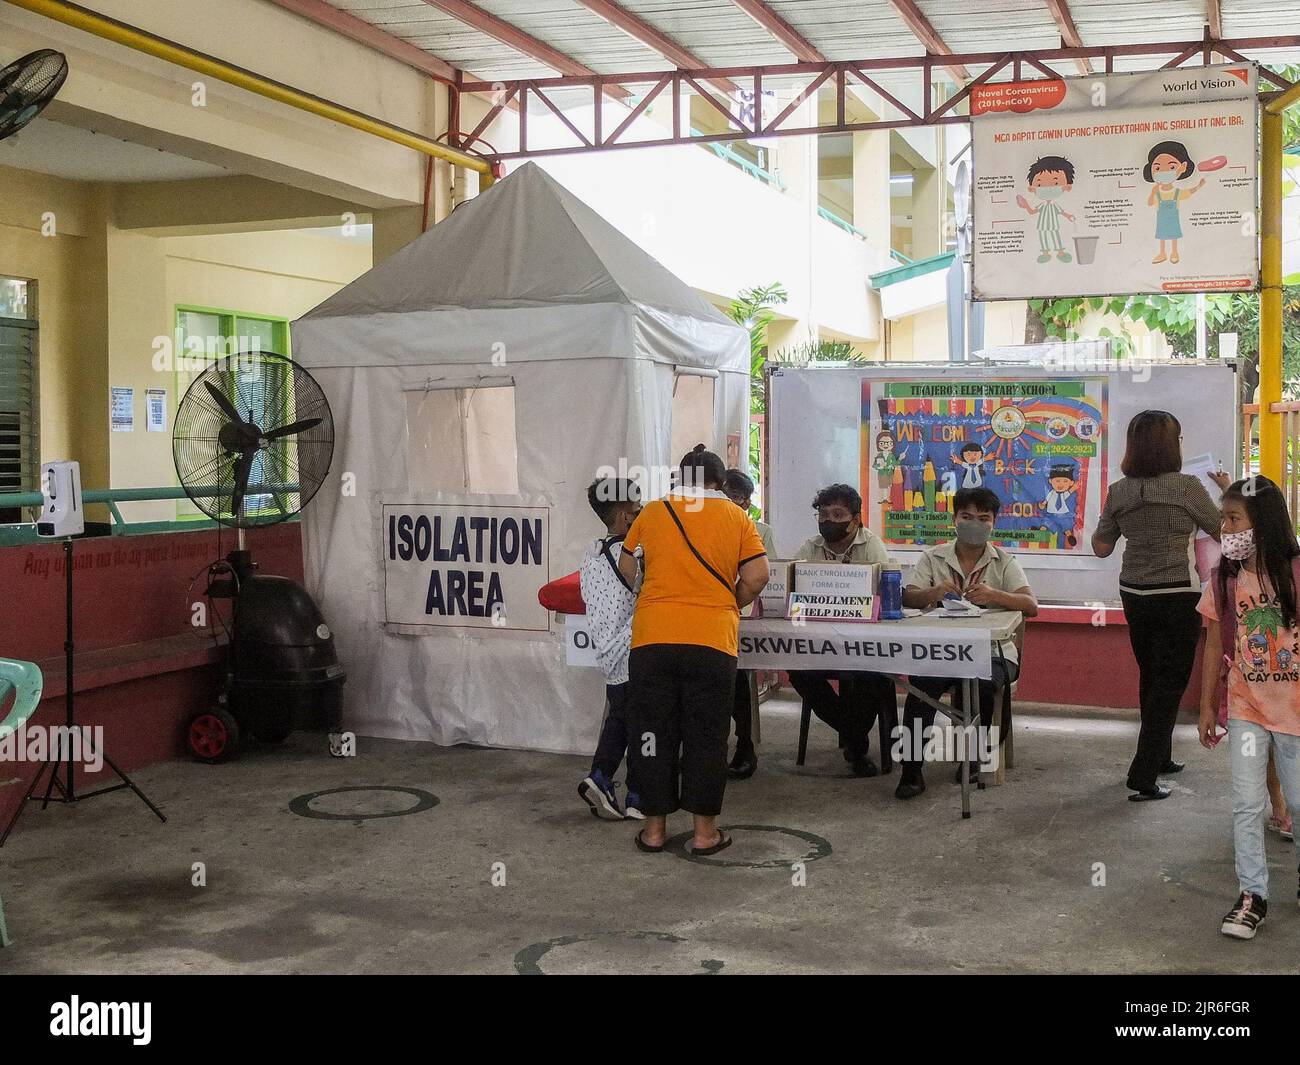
[818,520,852,544]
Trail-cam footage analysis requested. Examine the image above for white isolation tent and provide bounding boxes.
[292,162,749,753]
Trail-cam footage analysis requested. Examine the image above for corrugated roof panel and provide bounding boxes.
[609,0,792,66]
[926,0,1062,52]
[332,1,1300,87]
[767,0,930,62]
[1066,0,1208,46]
[475,0,669,73]
[334,0,556,79]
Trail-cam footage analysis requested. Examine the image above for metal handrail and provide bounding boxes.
[0,483,303,533]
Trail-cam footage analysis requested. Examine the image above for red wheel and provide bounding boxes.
[188,708,240,764]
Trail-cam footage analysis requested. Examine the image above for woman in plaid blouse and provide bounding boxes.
[1092,410,1229,801]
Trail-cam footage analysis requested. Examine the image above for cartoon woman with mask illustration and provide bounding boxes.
[1144,141,1207,265]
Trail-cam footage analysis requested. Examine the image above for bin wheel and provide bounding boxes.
[188,708,240,763]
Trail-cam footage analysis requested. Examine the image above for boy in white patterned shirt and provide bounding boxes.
[577,476,645,821]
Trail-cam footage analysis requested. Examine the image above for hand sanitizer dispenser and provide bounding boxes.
[36,460,84,538]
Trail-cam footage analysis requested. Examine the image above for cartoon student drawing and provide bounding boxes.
[951,441,987,489]
[872,429,900,476]
[1143,141,1207,265]
[1042,462,1079,547]
[1017,156,1077,264]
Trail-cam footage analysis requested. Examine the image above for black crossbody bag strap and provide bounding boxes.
[662,499,734,595]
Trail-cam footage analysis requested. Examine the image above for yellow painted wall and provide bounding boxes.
[1,164,371,522]
[0,166,109,492]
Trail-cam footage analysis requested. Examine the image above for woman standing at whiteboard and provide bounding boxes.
[1092,410,1229,801]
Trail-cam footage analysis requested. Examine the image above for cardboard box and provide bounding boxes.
[758,560,795,618]
[793,561,878,598]
[788,593,876,621]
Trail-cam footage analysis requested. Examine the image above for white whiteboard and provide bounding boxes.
[767,361,1237,604]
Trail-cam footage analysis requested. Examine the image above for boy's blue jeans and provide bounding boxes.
[1228,719,1300,899]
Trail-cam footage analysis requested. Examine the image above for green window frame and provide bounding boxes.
[173,306,291,521]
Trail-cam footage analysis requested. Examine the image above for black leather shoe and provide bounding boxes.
[849,755,879,778]
[1129,785,1172,802]
[895,776,925,799]
[728,746,757,780]
[1160,760,1186,774]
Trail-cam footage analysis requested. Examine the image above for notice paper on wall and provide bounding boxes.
[145,387,166,434]
[110,387,134,432]
[146,388,167,432]
[971,63,1259,299]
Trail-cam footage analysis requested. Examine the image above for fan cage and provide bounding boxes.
[172,351,334,530]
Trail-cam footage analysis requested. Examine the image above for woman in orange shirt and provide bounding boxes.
[618,446,769,856]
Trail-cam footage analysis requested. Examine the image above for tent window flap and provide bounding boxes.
[669,371,716,463]
[406,384,520,495]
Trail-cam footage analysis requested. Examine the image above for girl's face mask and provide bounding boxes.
[1221,528,1255,562]
[1153,165,1183,182]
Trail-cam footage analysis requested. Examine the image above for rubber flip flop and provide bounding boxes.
[1128,787,1171,802]
[690,829,733,856]
[634,830,664,853]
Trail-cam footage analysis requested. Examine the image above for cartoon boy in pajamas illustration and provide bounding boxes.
[1019,156,1077,264]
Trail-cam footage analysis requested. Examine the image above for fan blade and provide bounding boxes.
[231,449,257,520]
[263,417,322,441]
[204,380,244,426]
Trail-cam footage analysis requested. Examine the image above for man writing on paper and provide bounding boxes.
[895,487,1038,799]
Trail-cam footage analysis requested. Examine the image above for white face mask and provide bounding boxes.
[1222,528,1255,562]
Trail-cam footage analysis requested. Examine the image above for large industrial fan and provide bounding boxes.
[0,50,68,142]
[173,351,345,762]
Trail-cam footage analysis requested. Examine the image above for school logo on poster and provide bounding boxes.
[971,63,1259,299]
[383,503,550,631]
[861,378,1108,554]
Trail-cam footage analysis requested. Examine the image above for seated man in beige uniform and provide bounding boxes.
[789,483,898,777]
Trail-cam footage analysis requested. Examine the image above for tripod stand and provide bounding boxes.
[0,537,166,847]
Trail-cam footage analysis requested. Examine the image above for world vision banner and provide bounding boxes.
[383,503,550,632]
[972,63,1258,299]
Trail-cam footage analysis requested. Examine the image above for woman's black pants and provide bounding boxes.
[627,643,737,817]
[1120,590,1202,791]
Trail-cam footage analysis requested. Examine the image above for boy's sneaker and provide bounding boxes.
[623,791,646,821]
[578,769,623,820]
[1220,892,1267,940]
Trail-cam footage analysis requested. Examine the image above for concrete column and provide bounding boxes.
[852,129,892,255]
[768,86,817,349]
[911,164,944,260]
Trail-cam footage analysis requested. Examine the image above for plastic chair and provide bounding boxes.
[0,657,44,947]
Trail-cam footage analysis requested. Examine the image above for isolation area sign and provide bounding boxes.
[383,503,550,632]
[862,378,1108,554]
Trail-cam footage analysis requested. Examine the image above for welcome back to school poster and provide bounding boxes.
[860,378,1109,554]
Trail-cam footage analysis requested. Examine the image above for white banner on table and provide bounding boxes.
[738,621,992,680]
[972,63,1258,299]
[564,617,992,680]
[564,613,599,667]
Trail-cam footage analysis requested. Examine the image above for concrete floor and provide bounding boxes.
[0,695,1297,974]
